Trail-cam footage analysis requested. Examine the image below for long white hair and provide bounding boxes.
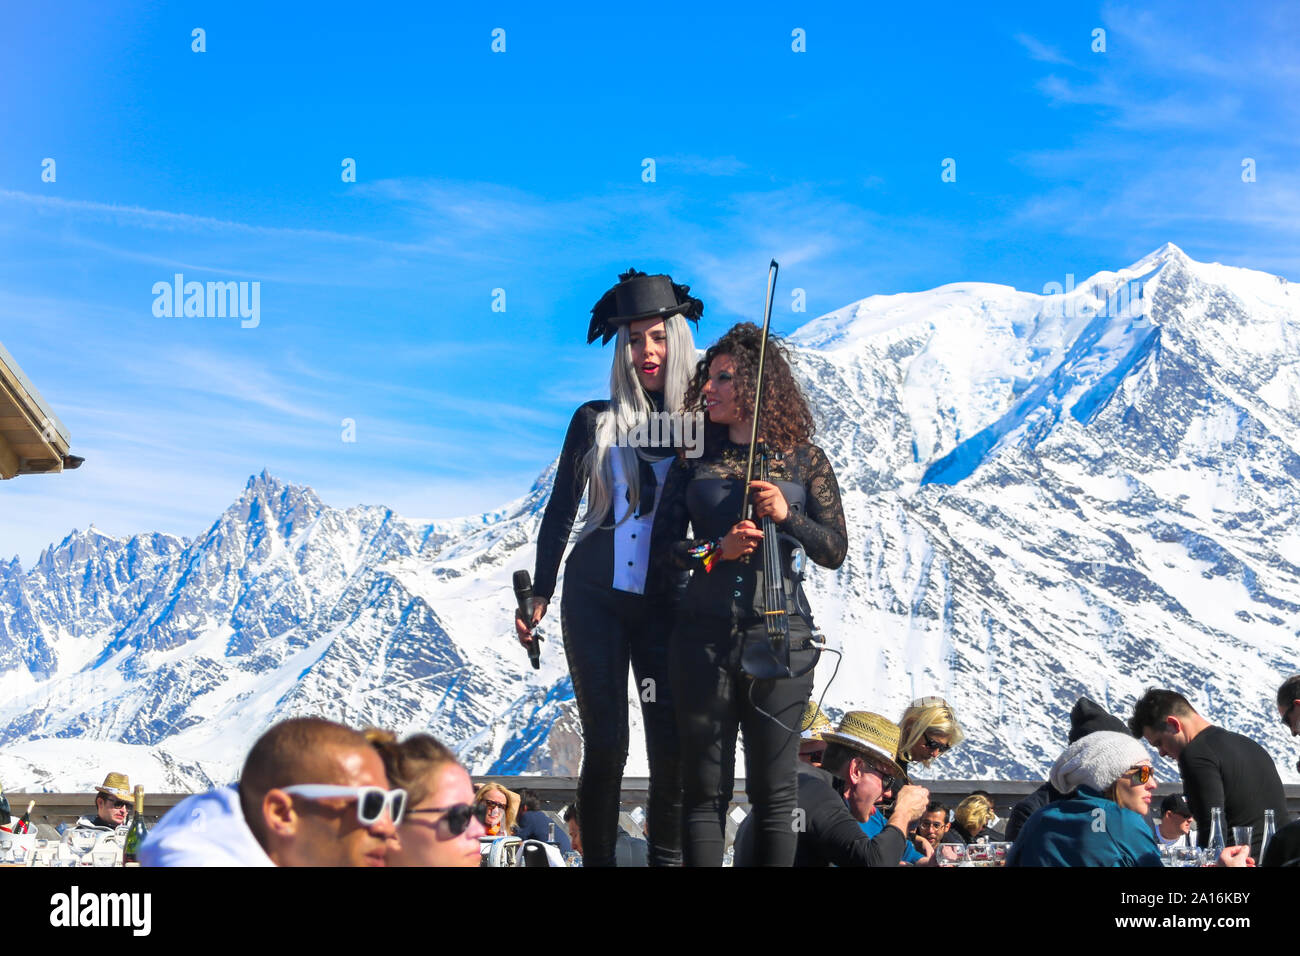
[576,312,697,538]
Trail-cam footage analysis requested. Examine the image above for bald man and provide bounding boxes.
[140,717,403,867]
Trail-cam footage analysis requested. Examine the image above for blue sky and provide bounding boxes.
[1,1,1296,565]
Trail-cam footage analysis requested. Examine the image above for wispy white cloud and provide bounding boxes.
[659,154,748,177]
[0,190,396,246]
[1014,32,1075,66]
[1035,74,1242,129]
[1099,3,1261,81]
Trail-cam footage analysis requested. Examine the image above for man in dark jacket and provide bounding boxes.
[74,772,134,832]
[1005,696,1129,841]
[1130,687,1289,858]
[513,788,572,853]
[733,711,929,866]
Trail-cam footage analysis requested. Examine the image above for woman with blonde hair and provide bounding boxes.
[474,782,520,838]
[896,696,965,778]
[367,730,487,867]
[950,794,997,845]
[516,269,702,867]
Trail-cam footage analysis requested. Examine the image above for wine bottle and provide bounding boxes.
[0,783,10,827]
[123,785,147,864]
[13,800,34,835]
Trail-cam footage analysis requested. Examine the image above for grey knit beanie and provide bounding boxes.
[1049,731,1152,794]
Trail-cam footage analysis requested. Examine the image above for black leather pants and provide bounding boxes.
[670,613,816,867]
[561,576,682,866]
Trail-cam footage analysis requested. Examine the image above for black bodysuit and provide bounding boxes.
[532,397,683,867]
[654,436,847,866]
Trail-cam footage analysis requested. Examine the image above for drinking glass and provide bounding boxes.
[935,842,966,867]
[92,846,118,867]
[967,843,994,867]
[1172,846,1202,867]
[66,829,98,865]
[1231,826,1253,850]
[31,842,56,867]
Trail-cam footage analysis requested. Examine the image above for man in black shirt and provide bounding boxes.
[733,711,930,866]
[1129,688,1289,858]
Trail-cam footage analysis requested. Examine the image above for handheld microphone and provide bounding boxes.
[513,570,542,669]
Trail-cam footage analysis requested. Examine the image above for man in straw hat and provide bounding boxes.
[75,771,134,832]
[735,711,931,866]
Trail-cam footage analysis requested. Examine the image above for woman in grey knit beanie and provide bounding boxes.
[1008,732,1161,866]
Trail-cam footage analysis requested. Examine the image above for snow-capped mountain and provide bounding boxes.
[2,243,1298,792]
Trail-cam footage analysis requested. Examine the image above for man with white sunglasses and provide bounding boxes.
[141,717,404,867]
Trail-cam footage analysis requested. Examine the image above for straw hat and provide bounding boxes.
[94,772,132,801]
[820,712,906,778]
[800,701,834,741]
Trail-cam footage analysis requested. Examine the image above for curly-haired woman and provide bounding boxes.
[654,322,847,866]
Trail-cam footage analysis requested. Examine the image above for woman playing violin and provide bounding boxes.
[655,321,847,866]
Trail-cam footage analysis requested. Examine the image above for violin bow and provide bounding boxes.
[740,259,780,520]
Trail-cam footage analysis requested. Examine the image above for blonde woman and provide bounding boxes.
[516,269,702,867]
[950,794,997,845]
[474,782,520,838]
[896,696,965,778]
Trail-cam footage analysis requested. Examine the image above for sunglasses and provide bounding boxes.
[859,759,901,794]
[484,799,507,812]
[280,785,408,826]
[101,798,131,810]
[1123,766,1154,786]
[1282,701,1297,727]
[406,801,491,836]
[922,732,950,754]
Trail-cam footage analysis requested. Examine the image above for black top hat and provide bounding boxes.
[587,268,703,344]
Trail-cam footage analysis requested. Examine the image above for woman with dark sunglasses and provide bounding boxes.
[894,696,965,780]
[368,731,487,867]
[474,782,519,837]
[1007,731,1163,867]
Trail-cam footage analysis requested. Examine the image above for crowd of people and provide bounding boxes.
[101,671,1296,867]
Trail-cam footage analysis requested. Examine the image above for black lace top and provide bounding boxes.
[653,438,847,622]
